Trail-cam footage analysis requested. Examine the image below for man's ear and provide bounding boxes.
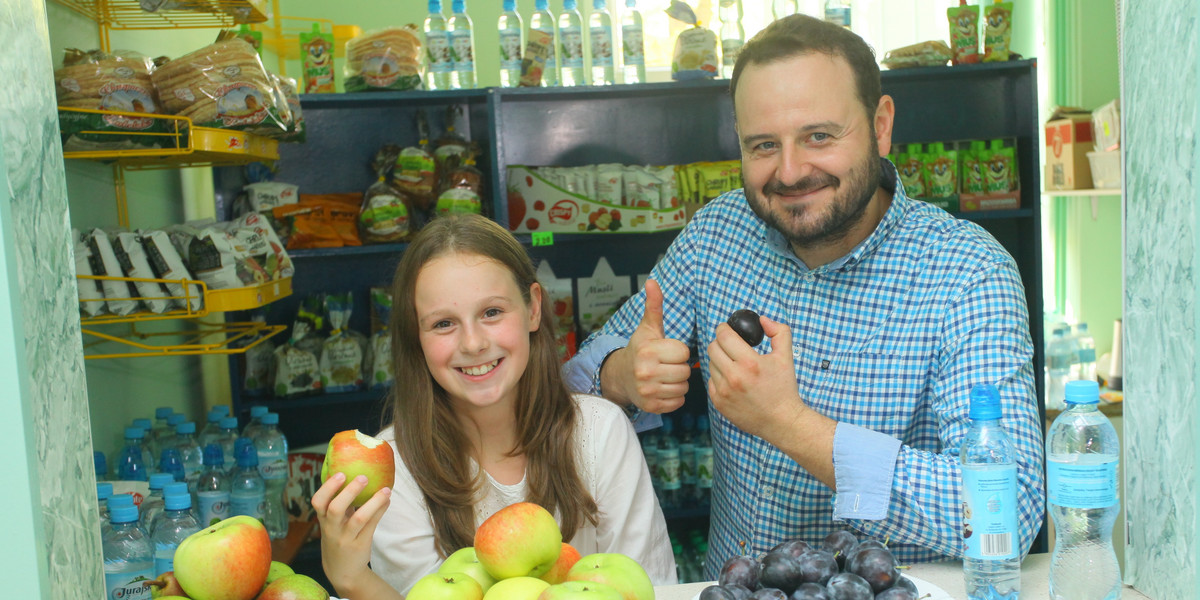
[874,95,896,157]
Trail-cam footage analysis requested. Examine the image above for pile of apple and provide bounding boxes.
[147,515,330,600]
[410,502,655,600]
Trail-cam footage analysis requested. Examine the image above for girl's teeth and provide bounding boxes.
[462,360,498,376]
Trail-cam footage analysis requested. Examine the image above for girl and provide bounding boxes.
[313,214,676,599]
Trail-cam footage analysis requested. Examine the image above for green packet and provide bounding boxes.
[923,142,958,198]
[897,143,926,198]
[983,2,1014,63]
[961,140,987,195]
[985,139,1016,194]
[300,23,336,93]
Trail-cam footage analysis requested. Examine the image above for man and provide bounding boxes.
[563,14,1045,573]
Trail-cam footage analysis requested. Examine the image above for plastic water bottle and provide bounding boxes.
[218,417,241,474]
[103,502,154,600]
[95,450,108,480]
[230,438,266,521]
[824,0,852,29]
[133,418,157,473]
[588,0,615,85]
[677,413,696,502]
[254,413,290,539]
[694,415,713,506]
[173,421,204,493]
[1046,380,1121,600]
[1073,323,1098,382]
[141,472,174,531]
[242,405,269,440]
[529,0,558,86]
[161,413,186,451]
[771,0,797,20]
[448,0,476,89]
[718,0,744,79]
[640,429,660,497]
[657,415,681,510]
[621,0,645,84]
[558,0,586,86]
[499,0,524,87]
[673,539,688,583]
[961,384,1021,600]
[97,482,113,536]
[199,409,224,450]
[196,444,231,527]
[151,407,174,452]
[424,0,453,90]
[158,448,186,489]
[117,427,150,482]
[1045,326,1075,411]
[151,483,201,575]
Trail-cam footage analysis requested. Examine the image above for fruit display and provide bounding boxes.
[701,532,919,600]
[410,502,653,600]
[320,429,397,507]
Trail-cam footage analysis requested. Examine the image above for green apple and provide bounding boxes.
[173,515,272,600]
[441,547,499,593]
[321,429,397,507]
[537,580,625,600]
[482,576,551,600]
[257,573,330,600]
[408,572,485,600]
[565,554,653,600]
[539,543,582,585]
[265,561,295,586]
[474,502,563,579]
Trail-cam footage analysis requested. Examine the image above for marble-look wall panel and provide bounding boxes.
[0,0,102,596]
[1122,0,1198,596]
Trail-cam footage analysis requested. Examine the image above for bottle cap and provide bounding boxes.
[164,493,192,511]
[262,413,279,426]
[236,438,259,468]
[107,493,135,510]
[133,418,153,431]
[94,451,107,475]
[697,415,709,431]
[203,443,225,468]
[176,421,196,435]
[535,0,549,9]
[207,411,223,424]
[213,405,231,417]
[452,0,466,13]
[220,417,240,430]
[626,0,637,7]
[968,384,1002,420]
[1064,380,1100,405]
[163,482,188,497]
[168,414,187,427]
[149,472,175,490]
[429,0,442,11]
[593,0,606,9]
[124,427,146,440]
[564,0,577,10]
[110,505,139,524]
[503,0,516,11]
[97,482,113,500]
[661,414,674,433]
[156,407,174,420]
[250,405,269,418]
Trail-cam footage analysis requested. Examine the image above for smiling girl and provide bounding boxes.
[312,214,675,599]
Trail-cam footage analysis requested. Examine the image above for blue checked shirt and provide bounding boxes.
[563,160,1045,574]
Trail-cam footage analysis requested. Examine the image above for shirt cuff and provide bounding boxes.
[562,335,663,433]
[831,422,902,521]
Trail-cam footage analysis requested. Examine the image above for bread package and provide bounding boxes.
[344,26,422,92]
[56,49,166,151]
[150,38,286,135]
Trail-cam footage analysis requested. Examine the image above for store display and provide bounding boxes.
[558,0,586,86]
[667,1,718,81]
[300,23,336,93]
[982,2,1014,63]
[948,1,981,65]
[344,26,423,92]
[448,0,477,89]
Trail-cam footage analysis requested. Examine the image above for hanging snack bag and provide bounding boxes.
[985,139,1016,194]
[433,105,471,195]
[320,293,369,393]
[242,313,276,397]
[276,75,306,142]
[961,140,988,196]
[369,287,394,389]
[344,26,423,92]
[394,111,437,210]
[86,228,139,316]
[294,294,328,358]
[576,257,632,334]
[170,223,270,289]
[113,231,172,314]
[221,212,295,281]
[667,1,719,81]
[536,260,577,362]
[897,144,927,198]
[983,2,1014,63]
[948,1,981,65]
[74,229,107,317]
[56,49,165,152]
[435,154,484,216]
[140,229,203,312]
[923,142,958,198]
[300,23,336,93]
[274,321,322,398]
[360,145,412,243]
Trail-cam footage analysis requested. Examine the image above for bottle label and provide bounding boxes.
[1048,457,1119,508]
[561,26,584,68]
[450,30,474,70]
[642,445,659,483]
[696,447,714,489]
[500,29,523,70]
[721,38,744,67]
[427,32,453,73]
[257,449,289,481]
[104,566,155,600]
[155,543,177,576]
[824,7,851,28]
[590,25,613,67]
[658,449,682,490]
[622,25,644,65]
[231,490,266,520]
[679,442,696,485]
[197,490,230,526]
[962,464,1019,560]
[1077,348,1097,363]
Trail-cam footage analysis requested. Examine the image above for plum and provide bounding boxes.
[788,582,830,600]
[873,588,917,600]
[759,551,805,595]
[796,550,838,586]
[770,539,813,559]
[823,572,873,600]
[892,576,918,595]
[820,530,859,570]
[719,555,762,590]
[725,583,755,600]
[845,547,899,595]
[727,309,764,346]
[751,588,788,600]
[700,585,738,600]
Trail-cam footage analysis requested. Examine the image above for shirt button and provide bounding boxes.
[762,485,774,499]
[803,273,815,282]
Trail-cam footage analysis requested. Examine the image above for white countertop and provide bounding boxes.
[653,553,1151,600]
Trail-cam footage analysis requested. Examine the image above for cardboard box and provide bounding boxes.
[1045,114,1094,190]
[507,167,688,234]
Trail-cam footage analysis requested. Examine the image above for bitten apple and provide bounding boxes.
[173,515,272,600]
[565,554,654,600]
[321,429,396,507]
[408,572,485,600]
[474,502,563,579]
[441,547,499,593]
[482,576,551,600]
[538,581,625,600]
[539,543,582,584]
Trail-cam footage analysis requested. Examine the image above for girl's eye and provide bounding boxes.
[484,307,504,318]
[433,319,452,329]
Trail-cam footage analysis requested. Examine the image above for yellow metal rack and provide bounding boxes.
[51,0,270,51]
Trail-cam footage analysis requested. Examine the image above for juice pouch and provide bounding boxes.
[961,140,988,195]
[667,1,718,81]
[897,144,926,198]
[300,23,336,93]
[236,24,263,56]
[924,142,958,198]
[983,2,1014,63]
[947,2,981,65]
[985,139,1015,194]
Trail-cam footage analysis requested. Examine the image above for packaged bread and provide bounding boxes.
[344,26,423,92]
[56,49,166,151]
[150,38,286,135]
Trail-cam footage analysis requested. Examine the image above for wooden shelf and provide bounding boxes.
[1043,188,1121,196]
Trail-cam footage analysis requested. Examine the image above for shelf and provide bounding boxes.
[80,276,292,325]
[81,319,284,359]
[288,243,408,259]
[244,387,388,411]
[51,0,268,29]
[1043,188,1121,197]
[952,208,1037,220]
[297,88,492,109]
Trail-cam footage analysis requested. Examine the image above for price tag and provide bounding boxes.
[532,232,554,247]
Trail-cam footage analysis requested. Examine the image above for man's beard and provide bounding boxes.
[745,138,883,251]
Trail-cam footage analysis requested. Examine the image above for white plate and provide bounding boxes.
[685,574,952,600]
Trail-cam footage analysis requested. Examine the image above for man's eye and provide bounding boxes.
[810,132,831,143]
[752,141,777,152]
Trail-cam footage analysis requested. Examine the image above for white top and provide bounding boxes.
[371,393,678,593]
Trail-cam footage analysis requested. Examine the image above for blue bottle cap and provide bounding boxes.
[452,0,466,13]
[110,505,139,524]
[107,493,135,510]
[236,439,259,468]
[207,411,223,424]
[168,414,187,427]
[149,472,175,490]
[429,0,442,12]
[503,0,516,11]
[626,0,636,7]
[968,384,1002,420]
[535,0,548,10]
[220,417,240,430]
[203,443,225,468]
[250,405,269,418]
[213,405,231,417]
[156,407,174,419]
[124,427,146,440]
[564,0,577,10]
[164,493,192,511]
[680,413,694,429]
[661,414,674,432]
[1064,380,1100,405]
[97,482,113,500]
[176,421,196,435]
[94,451,108,475]
[593,0,606,9]
[133,418,153,431]
[696,414,709,431]
[163,482,188,497]
[261,413,279,426]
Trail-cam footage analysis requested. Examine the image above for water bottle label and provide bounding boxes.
[257,450,288,481]
[155,544,177,576]
[104,566,155,600]
[197,490,230,526]
[962,465,1019,560]
[1077,348,1097,363]
[658,451,682,490]
[679,442,696,485]
[622,25,644,65]
[696,447,714,489]
[450,30,474,70]
[231,491,266,520]
[561,26,584,68]
[500,29,523,70]
[1048,352,1074,370]
[1048,458,1118,508]
[427,33,453,73]
[824,7,851,27]
[590,25,614,67]
[721,39,744,66]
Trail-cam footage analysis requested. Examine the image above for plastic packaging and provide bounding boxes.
[56,49,164,151]
[424,0,453,90]
[320,293,369,393]
[117,426,150,482]
[589,0,616,85]
[344,26,423,92]
[499,0,525,87]
[983,2,1014,63]
[717,0,743,79]
[622,0,646,84]
[948,2,981,65]
[667,1,718,81]
[230,438,266,521]
[360,146,413,243]
[529,0,559,86]
[140,473,175,532]
[173,421,204,492]
[1045,326,1075,411]
[300,23,336,93]
[881,40,953,69]
[961,384,1020,600]
[74,229,107,316]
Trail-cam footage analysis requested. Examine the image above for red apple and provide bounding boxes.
[482,576,551,600]
[537,581,624,600]
[408,572,485,600]
[320,429,396,507]
[256,573,330,600]
[565,554,653,600]
[147,571,188,598]
[539,543,582,584]
[474,502,563,579]
[173,515,272,600]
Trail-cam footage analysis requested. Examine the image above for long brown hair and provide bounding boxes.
[386,214,598,557]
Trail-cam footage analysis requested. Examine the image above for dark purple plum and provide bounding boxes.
[719,555,762,590]
[751,588,788,600]
[823,572,873,600]
[770,539,813,559]
[788,583,830,600]
[796,550,838,586]
[892,576,918,595]
[759,552,805,595]
[701,585,738,600]
[728,309,764,346]
[820,530,859,569]
[873,588,917,600]
[846,548,899,595]
[725,583,754,600]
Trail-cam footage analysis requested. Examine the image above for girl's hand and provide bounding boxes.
[312,472,392,598]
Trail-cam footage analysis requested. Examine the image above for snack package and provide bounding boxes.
[56,49,165,152]
[170,222,270,290]
[896,144,927,198]
[243,181,299,213]
[299,193,363,247]
[220,212,295,281]
[263,73,295,140]
[369,287,394,389]
[948,2,981,65]
[880,40,952,70]
[519,27,554,87]
[576,257,632,334]
[983,2,1014,63]
[435,155,484,217]
[433,106,471,195]
[394,111,437,209]
[300,23,336,93]
[960,140,987,195]
[360,146,412,243]
[73,228,107,317]
[321,293,370,393]
[985,139,1016,194]
[150,37,287,136]
[272,203,341,249]
[113,231,172,314]
[276,75,306,143]
[274,321,322,398]
[86,228,139,316]
[242,313,276,397]
[141,229,203,312]
[294,294,329,358]
[344,26,423,92]
[235,24,263,55]
[667,0,718,81]
[923,142,958,198]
